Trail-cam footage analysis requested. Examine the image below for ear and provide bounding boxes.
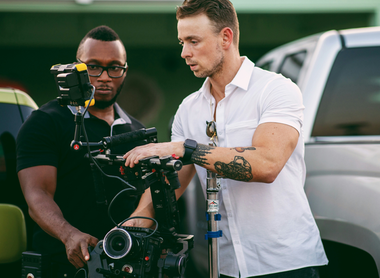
[220,27,234,50]
[124,65,129,76]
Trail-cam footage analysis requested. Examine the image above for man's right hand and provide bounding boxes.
[63,229,98,269]
[121,217,155,229]
[19,166,99,269]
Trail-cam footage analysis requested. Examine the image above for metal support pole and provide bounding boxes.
[205,163,222,278]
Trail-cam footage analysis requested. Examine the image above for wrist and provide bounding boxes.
[60,224,79,244]
[181,139,197,165]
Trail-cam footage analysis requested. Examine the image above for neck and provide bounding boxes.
[88,105,115,126]
[209,54,243,104]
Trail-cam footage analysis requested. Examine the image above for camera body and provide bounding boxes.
[88,226,193,278]
[88,227,163,278]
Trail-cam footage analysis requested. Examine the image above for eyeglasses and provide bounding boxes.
[206,120,217,146]
[77,59,127,78]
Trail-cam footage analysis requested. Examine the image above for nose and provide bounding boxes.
[181,43,192,59]
[98,69,112,82]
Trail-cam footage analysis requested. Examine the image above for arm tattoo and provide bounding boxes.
[214,156,253,182]
[191,144,215,166]
[231,147,256,153]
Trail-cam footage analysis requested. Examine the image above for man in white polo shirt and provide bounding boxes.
[122,0,328,277]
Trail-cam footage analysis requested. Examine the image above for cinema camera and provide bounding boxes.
[21,63,194,278]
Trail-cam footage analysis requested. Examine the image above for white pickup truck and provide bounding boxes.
[256,26,380,277]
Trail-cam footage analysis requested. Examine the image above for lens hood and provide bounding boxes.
[103,228,133,259]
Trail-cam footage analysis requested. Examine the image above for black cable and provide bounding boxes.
[107,187,135,226]
[81,85,136,192]
[79,85,138,226]
[74,267,87,278]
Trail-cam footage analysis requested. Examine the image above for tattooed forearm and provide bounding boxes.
[214,156,253,182]
[231,147,256,153]
[191,144,215,166]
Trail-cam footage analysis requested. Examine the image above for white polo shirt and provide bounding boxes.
[171,57,328,277]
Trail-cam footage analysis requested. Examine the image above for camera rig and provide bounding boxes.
[86,134,194,278]
[21,63,193,278]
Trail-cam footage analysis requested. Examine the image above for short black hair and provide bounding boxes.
[76,25,125,59]
[83,25,120,41]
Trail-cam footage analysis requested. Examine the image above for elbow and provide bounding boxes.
[257,173,277,184]
[261,174,277,184]
[255,163,281,183]
[28,207,38,223]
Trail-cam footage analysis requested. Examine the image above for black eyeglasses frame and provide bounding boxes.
[77,59,127,78]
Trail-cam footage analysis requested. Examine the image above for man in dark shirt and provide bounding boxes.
[16,25,145,277]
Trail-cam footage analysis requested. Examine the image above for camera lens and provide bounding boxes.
[111,236,125,251]
[103,228,133,259]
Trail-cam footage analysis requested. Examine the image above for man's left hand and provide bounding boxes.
[123,142,184,168]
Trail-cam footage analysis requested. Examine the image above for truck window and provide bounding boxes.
[312,46,380,136]
[258,61,273,71]
[278,51,306,83]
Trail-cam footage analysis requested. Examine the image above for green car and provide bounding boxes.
[0,87,38,188]
[0,87,38,277]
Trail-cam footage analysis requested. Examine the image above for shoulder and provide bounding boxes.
[253,66,299,89]
[178,90,202,109]
[250,67,302,99]
[128,113,145,130]
[22,100,66,125]
[114,103,145,130]
[39,99,66,113]
[35,99,74,121]
[18,100,76,146]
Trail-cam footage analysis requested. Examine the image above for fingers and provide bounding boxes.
[66,233,99,268]
[121,218,154,229]
[123,142,181,168]
[123,144,156,168]
[81,241,90,262]
[123,144,149,168]
[84,236,99,261]
[67,246,86,268]
[121,219,137,227]
[89,236,99,248]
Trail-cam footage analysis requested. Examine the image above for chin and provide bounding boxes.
[194,72,208,79]
[193,70,205,78]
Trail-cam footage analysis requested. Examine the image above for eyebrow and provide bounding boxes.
[179,35,202,41]
[86,59,125,66]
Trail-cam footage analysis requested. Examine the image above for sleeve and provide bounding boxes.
[16,110,60,172]
[170,103,186,142]
[259,78,304,133]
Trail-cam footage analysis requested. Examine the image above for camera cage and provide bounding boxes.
[47,63,194,278]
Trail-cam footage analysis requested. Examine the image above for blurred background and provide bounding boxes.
[0,0,378,142]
